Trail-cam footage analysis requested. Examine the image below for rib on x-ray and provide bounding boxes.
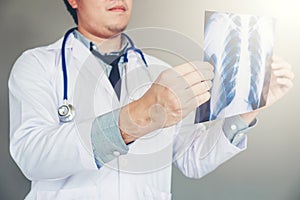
[195,11,274,123]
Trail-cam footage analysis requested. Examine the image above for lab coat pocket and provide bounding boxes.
[144,186,172,200]
[36,186,98,200]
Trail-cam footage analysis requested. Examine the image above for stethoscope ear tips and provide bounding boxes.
[58,103,75,123]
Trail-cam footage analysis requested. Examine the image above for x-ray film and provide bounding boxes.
[195,11,275,123]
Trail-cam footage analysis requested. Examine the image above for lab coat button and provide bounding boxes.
[113,151,120,157]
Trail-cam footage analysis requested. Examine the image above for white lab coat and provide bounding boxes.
[9,34,247,200]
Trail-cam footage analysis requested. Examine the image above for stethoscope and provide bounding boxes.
[58,27,148,123]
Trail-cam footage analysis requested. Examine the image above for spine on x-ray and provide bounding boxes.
[210,15,242,120]
[247,17,262,110]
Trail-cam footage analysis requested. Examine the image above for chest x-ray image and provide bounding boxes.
[195,11,275,123]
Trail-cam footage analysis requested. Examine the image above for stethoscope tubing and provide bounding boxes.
[59,27,148,122]
[61,27,77,100]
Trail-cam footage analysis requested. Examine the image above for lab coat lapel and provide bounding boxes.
[71,37,119,105]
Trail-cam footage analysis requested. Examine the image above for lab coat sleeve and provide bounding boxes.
[172,119,248,179]
[8,50,96,181]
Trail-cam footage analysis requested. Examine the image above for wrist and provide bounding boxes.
[240,109,259,125]
[119,95,156,141]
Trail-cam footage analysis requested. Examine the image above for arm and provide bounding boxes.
[91,61,213,166]
[173,55,294,178]
[9,51,96,181]
[172,120,248,179]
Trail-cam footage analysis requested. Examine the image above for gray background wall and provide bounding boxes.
[0,0,299,199]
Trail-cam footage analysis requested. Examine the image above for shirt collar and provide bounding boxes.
[73,29,129,57]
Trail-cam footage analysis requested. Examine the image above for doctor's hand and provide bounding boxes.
[119,62,214,143]
[265,55,294,107]
[240,55,294,125]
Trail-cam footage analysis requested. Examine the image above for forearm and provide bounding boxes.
[173,120,247,179]
[10,119,92,180]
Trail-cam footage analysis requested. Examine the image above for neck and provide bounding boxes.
[77,27,122,53]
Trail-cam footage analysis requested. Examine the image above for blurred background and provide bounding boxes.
[0,0,299,199]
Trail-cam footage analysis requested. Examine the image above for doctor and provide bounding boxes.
[9,0,294,199]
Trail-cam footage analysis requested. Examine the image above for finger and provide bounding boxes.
[193,91,211,107]
[173,62,198,75]
[272,55,287,64]
[180,80,212,105]
[272,55,282,62]
[174,61,213,76]
[190,80,212,95]
[273,69,295,80]
[271,59,292,70]
[182,69,214,86]
[192,61,214,71]
[195,68,214,80]
[276,78,294,89]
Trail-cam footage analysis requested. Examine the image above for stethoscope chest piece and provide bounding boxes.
[58,103,75,123]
